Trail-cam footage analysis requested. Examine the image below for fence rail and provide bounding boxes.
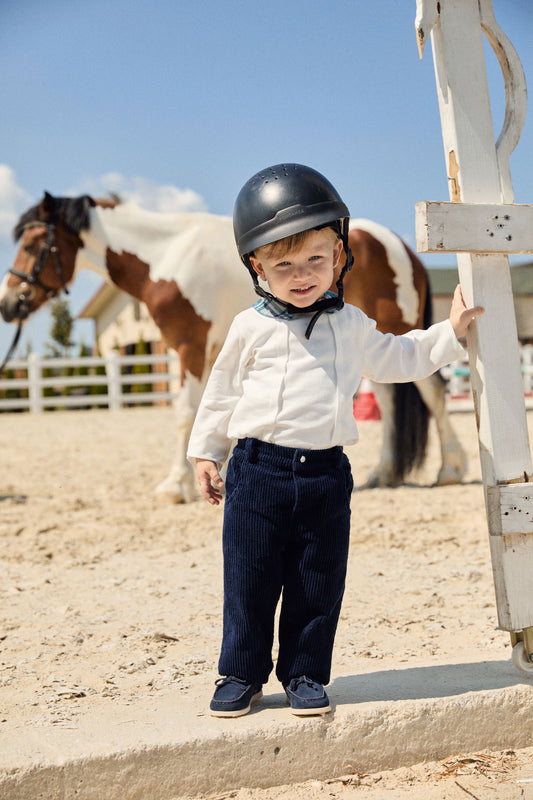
[0,346,532,413]
[441,344,533,399]
[0,351,180,412]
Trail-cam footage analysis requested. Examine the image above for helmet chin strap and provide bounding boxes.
[244,233,354,340]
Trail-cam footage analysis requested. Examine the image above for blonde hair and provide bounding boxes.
[253,226,339,261]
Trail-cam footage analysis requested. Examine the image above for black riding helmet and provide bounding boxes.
[233,163,354,338]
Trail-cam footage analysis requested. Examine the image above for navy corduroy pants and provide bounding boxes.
[219,437,353,686]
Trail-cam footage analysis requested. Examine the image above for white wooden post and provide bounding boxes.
[27,352,43,414]
[105,349,122,410]
[415,0,533,667]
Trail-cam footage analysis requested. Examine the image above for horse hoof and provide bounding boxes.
[435,468,465,486]
[363,471,398,489]
[155,491,186,505]
[154,478,197,504]
[362,474,380,489]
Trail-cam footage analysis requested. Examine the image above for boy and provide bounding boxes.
[187,163,483,718]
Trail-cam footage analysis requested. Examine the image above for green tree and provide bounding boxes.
[43,298,75,408]
[68,341,91,407]
[46,298,74,357]
[131,336,152,402]
[89,346,107,402]
[0,367,22,410]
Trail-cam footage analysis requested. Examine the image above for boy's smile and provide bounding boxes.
[249,228,343,309]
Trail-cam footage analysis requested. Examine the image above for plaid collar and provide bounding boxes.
[253,290,338,320]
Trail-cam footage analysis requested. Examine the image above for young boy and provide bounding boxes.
[187,163,483,718]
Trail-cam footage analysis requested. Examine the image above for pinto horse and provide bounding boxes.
[0,192,466,501]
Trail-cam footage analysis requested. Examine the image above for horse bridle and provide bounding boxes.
[9,219,70,302]
[0,219,70,376]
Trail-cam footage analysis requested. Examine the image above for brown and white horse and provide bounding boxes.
[0,192,466,501]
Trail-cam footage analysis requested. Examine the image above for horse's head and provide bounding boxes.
[0,191,95,323]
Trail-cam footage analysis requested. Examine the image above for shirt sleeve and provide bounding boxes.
[187,316,246,466]
[360,317,465,383]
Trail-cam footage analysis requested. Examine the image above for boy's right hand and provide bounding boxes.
[449,284,485,338]
[194,458,224,505]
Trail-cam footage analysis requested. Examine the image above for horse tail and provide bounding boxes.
[391,274,433,483]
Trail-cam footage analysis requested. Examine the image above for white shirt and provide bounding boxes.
[187,302,464,466]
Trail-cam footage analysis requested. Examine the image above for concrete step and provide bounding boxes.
[1,658,532,800]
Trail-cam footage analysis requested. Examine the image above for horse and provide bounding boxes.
[0,192,467,501]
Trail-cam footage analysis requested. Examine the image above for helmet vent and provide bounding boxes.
[233,162,351,260]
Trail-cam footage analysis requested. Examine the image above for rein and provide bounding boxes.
[0,220,70,375]
[0,319,24,377]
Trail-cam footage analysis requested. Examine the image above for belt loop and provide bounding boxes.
[244,437,257,463]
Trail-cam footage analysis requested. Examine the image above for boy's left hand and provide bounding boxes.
[449,284,485,339]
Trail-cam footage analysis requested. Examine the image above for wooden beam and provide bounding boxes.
[416,201,533,254]
[419,0,533,632]
[488,484,533,536]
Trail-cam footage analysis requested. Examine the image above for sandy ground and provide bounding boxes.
[1,405,533,799]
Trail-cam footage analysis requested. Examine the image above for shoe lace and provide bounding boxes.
[215,675,249,688]
[290,675,319,690]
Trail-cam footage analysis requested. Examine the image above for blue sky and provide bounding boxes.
[0,0,531,356]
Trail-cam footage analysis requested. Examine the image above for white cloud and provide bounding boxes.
[0,165,34,241]
[0,168,209,269]
[71,173,208,214]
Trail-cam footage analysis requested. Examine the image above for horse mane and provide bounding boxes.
[12,193,111,242]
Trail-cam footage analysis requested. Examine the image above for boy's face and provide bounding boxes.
[249,228,343,309]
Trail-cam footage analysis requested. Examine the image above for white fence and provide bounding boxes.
[442,344,533,399]
[0,346,532,414]
[0,351,180,413]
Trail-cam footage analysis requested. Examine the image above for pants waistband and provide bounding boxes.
[236,437,344,468]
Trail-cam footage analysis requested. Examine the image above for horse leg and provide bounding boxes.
[362,382,398,487]
[413,373,468,485]
[155,372,204,503]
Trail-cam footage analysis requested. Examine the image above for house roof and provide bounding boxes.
[77,281,117,319]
